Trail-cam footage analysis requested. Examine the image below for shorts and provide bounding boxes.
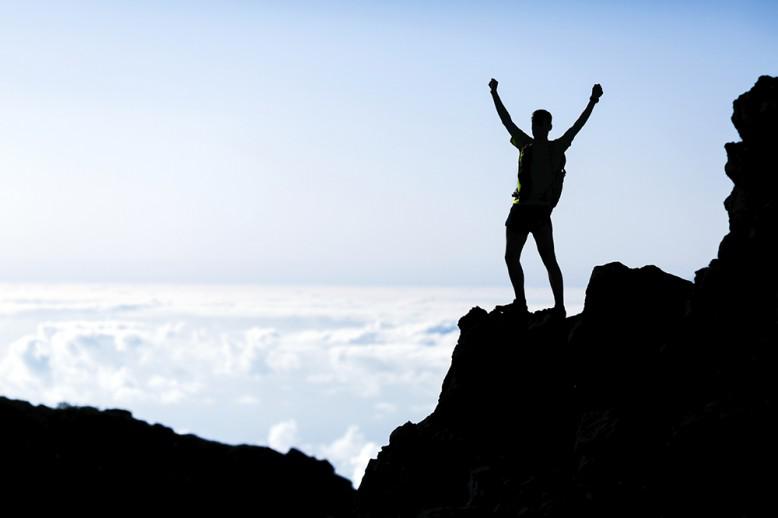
[505,204,552,234]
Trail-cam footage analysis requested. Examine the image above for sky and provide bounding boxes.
[0,1,775,286]
[0,0,776,487]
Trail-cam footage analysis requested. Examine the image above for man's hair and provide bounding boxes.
[532,109,552,127]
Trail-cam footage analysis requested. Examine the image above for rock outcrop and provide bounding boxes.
[358,76,778,517]
[0,396,355,515]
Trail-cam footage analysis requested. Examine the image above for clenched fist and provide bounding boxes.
[489,78,498,92]
[591,83,603,101]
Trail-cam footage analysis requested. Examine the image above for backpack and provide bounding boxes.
[514,142,567,209]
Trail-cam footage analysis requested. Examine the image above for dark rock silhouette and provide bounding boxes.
[358,76,778,517]
[0,396,355,515]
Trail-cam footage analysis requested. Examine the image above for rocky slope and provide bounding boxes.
[0,396,355,515]
[357,76,778,517]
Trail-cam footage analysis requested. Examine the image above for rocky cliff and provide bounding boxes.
[0,395,355,515]
[357,76,778,517]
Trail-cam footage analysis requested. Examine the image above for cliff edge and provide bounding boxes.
[0,395,355,515]
[358,76,778,517]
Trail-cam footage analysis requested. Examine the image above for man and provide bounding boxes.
[489,78,603,318]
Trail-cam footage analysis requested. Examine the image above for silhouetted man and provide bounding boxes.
[490,78,603,317]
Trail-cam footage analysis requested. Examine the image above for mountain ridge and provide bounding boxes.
[357,75,778,517]
[0,394,356,514]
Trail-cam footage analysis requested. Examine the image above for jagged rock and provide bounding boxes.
[0,396,355,515]
[697,75,778,327]
[359,263,692,518]
[358,76,778,517]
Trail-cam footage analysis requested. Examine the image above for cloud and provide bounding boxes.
[0,320,218,406]
[268,419,299,453]
[374,401,398,418]
[219,327,279,376]
[316,342,452,397]
[237,394,260,406]
[320,425,380,487]
[0,284,584,483]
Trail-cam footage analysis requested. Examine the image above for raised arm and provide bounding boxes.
[561,84,603,145]
[489,78,531,145]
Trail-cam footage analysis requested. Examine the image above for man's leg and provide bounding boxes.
[533,220,564,311]
[505,226,529,309]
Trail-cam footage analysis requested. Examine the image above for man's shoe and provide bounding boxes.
[495,299,528,314]
[550,306,566,320]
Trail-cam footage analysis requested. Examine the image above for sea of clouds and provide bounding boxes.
[0,283,583,485]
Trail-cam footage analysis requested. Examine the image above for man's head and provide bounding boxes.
[531,109,552,139]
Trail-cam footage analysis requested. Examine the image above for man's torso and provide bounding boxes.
[512,137,568,206]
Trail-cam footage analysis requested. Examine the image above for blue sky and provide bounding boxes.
[0,1,776,287]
